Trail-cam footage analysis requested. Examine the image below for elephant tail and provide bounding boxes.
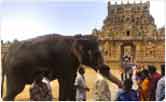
[1,46,8,98]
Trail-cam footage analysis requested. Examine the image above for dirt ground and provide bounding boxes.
[2,68,122,101]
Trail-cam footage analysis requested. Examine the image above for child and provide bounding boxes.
[116,79,139,101]
[30,72,53,101]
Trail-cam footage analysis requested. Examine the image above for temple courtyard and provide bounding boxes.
[3,68,122,101]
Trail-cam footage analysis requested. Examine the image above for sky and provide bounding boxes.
[0,0,165,41]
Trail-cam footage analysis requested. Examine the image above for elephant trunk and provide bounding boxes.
[98,64,122,88]
[106,71,122,88]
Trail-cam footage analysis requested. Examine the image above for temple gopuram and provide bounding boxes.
[92,1,165,68]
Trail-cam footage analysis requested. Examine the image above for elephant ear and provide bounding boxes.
[72,39,84,64]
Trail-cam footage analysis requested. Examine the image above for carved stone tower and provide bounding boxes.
[93,1,165,68]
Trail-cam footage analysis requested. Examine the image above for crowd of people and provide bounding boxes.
[130,64,165,101]
[28,64,165,101]
[92,64,165,101]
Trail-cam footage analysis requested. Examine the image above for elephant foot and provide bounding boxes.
[3,96,15,101]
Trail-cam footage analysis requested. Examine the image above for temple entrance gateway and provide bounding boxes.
[121,43,136,64]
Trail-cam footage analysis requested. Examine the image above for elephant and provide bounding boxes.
[1,34,122,101]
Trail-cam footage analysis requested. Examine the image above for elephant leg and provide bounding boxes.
[58,77,74,101]
[58,78,66,101]
[70,74,77,101]
[3,76,25,101]
[70,84,76,101]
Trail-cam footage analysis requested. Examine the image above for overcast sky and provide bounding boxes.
[0,0,165,41]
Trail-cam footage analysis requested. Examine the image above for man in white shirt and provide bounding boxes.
[30,72,53,101]
[74,67,89,101]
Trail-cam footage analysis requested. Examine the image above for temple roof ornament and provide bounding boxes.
[93,0,164,38]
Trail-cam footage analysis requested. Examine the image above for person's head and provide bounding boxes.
[141,69,150,79]
[148,65,156,74]
[123,79,133,91]
[161,64,165,76]
[34,72,44,83]
[79,67,85,75]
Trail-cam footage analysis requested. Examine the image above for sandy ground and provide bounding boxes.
[2,68,122,101]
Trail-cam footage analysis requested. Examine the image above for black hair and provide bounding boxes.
[79,67,85,74]
[161,64,165,76]
[141,69,149,79]
[148,65,156,74]
[123,78,133,91]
